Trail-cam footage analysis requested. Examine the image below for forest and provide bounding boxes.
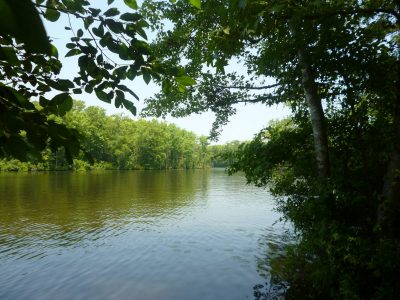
[0,100,237,171]
[1,0,399,299]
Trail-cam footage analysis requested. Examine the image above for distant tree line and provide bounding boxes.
[208,140,241,168]
[0,101,239,172]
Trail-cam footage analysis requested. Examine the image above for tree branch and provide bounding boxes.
[305,8,400,22]
[209,95,275,108]
[34,3,93,21]
[215,83,280,90]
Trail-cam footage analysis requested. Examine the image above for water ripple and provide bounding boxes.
[0,170,289,300]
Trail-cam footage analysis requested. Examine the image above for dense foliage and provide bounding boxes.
[231,117,400,298]
[141,0,400,299]
[208,140,241,168]
[0,101,215,171]
[0,0,194,162]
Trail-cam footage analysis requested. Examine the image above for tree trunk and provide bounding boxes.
[297,48,330,178]
[378,61,400,236]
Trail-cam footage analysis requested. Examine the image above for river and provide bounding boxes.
[0,169,288,300]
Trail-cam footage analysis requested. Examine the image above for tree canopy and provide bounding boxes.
[141,0,400,298]
[0,100,212,171]
[0,0,196,162]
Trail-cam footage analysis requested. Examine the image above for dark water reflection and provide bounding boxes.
[0,169,288,300]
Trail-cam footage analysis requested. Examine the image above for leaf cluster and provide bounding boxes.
[1,0,197,161]
[141,0,400,298]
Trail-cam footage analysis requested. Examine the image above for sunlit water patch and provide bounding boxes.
[0,169,290,300]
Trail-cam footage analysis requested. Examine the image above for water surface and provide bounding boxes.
[0,169,287,300]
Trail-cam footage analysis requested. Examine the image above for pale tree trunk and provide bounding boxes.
[297,48,330,178]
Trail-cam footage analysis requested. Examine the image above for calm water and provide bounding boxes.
[0,169,288,300]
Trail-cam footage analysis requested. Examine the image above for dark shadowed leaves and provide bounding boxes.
[0,0,50,54]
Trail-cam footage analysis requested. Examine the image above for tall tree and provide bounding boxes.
[141,0,400,298]
[141,0,398,176]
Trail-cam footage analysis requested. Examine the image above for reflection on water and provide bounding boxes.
[253,228,294,300]
[1,171,205,254]
[0,169,287,300]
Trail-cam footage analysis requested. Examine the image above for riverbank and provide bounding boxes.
[0,158,220,172]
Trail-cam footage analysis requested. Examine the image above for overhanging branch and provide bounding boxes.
[215,83,280,90]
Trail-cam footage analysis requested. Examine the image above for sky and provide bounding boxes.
[43,1,289,144]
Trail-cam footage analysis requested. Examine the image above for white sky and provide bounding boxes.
[43,1,289,144]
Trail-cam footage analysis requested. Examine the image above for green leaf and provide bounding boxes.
[104,7,120,17]
[96,54,104,64]
[136,27,147,40]
[222,27,230,34]
[44,6,60,22]
[105,19,124,34]
[188,0,201,9]
[126,67,137,80]
[58,79,74,89]
[65,49,81,57]
[118,43,130,60]
[46,79,72,91]
[177,83,186,92]
[175,75,196,86]
[1,85,34,109]
[117,85,139,100]
[50,92,73,116]
[107,90,114,102]
[0,0,51,54]
[108,0,115,4]
[66,43,76,49]
[113,66,128,79]
[83,17,94,29]
[92,25,104,37]
[171,67,186,76]
[120,12,142,22]
[115,90,124,108]
[161,80,172,93]
[88,8,101,17]
[77,29,83,38]
[39,96,49,107]
[50,44,58,58]
[78,55,89,68]
[123,99,137,115]
[0,47,19,65]
[95,88,111,103]
[84,84,93,94]
[136,19,150,28]
[142,68,151,84]
[124,0,138,10]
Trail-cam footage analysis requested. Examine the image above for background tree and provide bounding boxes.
[0,100,213,171]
